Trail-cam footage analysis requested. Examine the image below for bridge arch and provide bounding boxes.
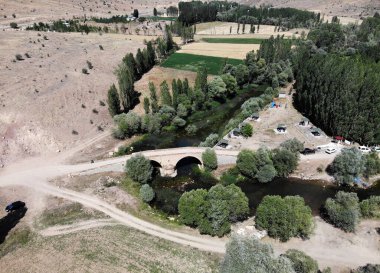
[174,156,203,172]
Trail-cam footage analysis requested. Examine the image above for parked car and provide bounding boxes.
[5,201,25,212]
[358,146,371,153]
[325,148,337,154]
[301,148,316,155]
[372,146,380,153]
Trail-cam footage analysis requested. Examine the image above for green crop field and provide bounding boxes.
[161,53,243,75]
[202,37,265,44]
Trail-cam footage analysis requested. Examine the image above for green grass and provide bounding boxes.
[38,203,106,228]
[147,16,177,21]
[0,227,33,257]
[161,53,243,75]
[202,37,265,44]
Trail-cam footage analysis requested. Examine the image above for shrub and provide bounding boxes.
[236,149,258,179]
[155,188,181,215]
[272,148,299,177]
[82,68,88,74]
[199,133,219,147]
[99,45,104,50]
[220,234,296,273]
[220,167,242,185]
[113,112,141,139]
[352,264,380,273]
[139,184,155,203]
[185,124,197,135]
[99,100,106,106]
[10,22,18,29]
[125,155,153,184]
[240,123,253,138]
[141,114,161,134]
[256,164,277,183]
[283,249,319,273]
[178,189,208,226]
[178,184,249,237]
[324,191,361,232]
[360,196,380,219]
[202,148,217,171]
[280,138,304,154]
[330,148,364,185]
[92,109,98,114]
[15,54,24,61]
[72,130,78,135]
[364,152,380,177]
[256,195,314,241]
[171,116,186,128]
[87,60,93,69]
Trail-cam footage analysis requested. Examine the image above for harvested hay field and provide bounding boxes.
[178,42,260,59]
[202,37,265,44]
[196,22,307,38]
[0,225,221,273]
[161,53,243,75]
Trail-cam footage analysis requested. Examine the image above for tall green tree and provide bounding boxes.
[171,79,178,109]
[107,84,121,117]
[195,66,208,93]
[146,41,156,68]
[149,82,159,113]
[122,53,139,80]
[135,48,146,74]
[143,97,150,114]
[115,63,135,111]
[160,80,172,106]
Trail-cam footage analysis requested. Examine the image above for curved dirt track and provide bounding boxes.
[0,154,226,253]
[39,219,117,236]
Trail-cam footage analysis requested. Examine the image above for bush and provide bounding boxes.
[364,152,380,177]
[280,138,304,154]
[10,22,18,29]
[220,234,296,273]
[272,148,299,177]
[139,184,155,203]
[324,191,361,232]
[87,60,93,69]
[171,116,186,128]
[329,148,364,185]
[256,164,277,183]
[256,195,314,241]
[240,123,253,138]
[185,124,197,135]
[199,133,219,147]
[113,112,141,139]
[202,148,217,171]
[178,189,208,226]
[15,54,24,61]
[352,264,380,273]
[178,184,249,237]
[283,249,319,273]
[125,155,153,184]
[220,167,242,185]
[82,68,88,74]
[236,149,258,179]
[360,196,380,219]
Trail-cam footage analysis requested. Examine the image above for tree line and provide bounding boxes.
[107,27,176,117]
[26,20,98,34]
[178,1,319,29]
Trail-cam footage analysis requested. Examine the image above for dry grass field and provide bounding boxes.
[0,30,145,166]
[178,42,260,59]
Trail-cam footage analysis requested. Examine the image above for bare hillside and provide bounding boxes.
[0,0,177,26]
[0,31,145,166]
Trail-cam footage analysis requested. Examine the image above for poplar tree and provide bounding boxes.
[146,41,156,67]
[107,84,121,116]
[143,97,150,114]
[195,66,208,93]
[115,63,135,111]
[149,82,159,113]
[172,79,178,110]
[160,80,172,106]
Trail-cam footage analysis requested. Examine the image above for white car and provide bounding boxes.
[372,146,380,153]
[325,148,337,154]
[358,146,371,153]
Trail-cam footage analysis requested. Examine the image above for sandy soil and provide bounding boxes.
[178,41,260,59]
[0,30,145,167]
[267,217,380,272]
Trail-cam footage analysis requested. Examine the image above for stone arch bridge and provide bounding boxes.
[136,147,239,177]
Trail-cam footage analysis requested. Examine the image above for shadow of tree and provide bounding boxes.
[0,207,28,244]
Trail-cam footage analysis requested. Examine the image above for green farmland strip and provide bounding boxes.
[161,53,243,75]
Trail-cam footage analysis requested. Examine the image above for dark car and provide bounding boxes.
[301,148,316,155]
[5,201,26,212]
